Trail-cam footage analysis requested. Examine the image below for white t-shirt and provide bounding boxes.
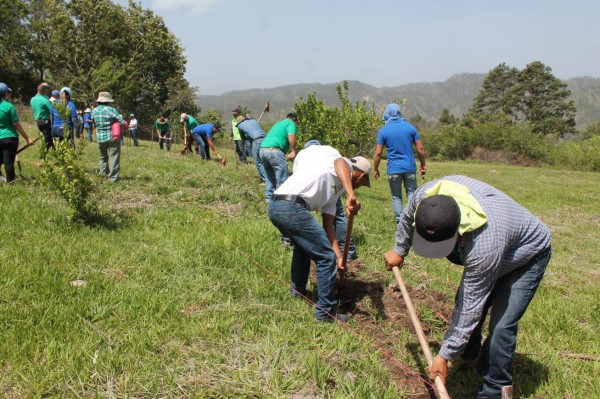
[275,145,351,215]
[129,118,138,129]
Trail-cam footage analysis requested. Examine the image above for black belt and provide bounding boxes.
[273,194,307,208]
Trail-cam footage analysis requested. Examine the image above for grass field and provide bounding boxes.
[1,135,598,398]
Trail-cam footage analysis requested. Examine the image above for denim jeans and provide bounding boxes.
[159,131,171,151]
[193,133,210,159]
[334,198,357,260]
[130,128,139,147]
[388,172,418,224]
[244,139,252,157]
[268,200,338,319]
[234,140,247,163]
[460,249,551,399]
[85,126,93,142]
[252,138,267,183]
[260,148,289,202]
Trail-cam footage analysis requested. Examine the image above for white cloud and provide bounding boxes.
[150,0,228,15]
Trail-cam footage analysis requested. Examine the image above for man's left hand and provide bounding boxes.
[428,355,448,384]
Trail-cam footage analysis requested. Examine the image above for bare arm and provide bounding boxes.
[333,158,361,215]
[286,134,297,160]
[14,122,33,144]
[207,138,221,158]
[373,144,384,180]
[415,139,427,178]
[322,213,344,270]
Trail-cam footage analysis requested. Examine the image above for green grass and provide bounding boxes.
[1,136,598,398]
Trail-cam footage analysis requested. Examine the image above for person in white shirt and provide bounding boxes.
[268,144,371,322]
[129,114,139,147]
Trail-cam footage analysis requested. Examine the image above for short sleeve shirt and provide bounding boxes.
[155,120,171,133]
[260,118,297,153]
[377,119,420,174]
[192,124,214,138]
[0,99,19,139]
[30,94,52,120]
[275,145,349,216]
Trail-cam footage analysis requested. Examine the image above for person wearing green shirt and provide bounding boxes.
[29,82,54,149]
[154,115,172,151]
[231,108,248,163]
[180,113,200,154]
[1,83,34,183]
[259,113,298,202]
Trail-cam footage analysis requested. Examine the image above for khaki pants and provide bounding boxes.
[98,139,121,182]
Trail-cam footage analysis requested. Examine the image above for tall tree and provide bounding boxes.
[515,61,576,135]
[471,61,576,136]
[471,63,519,122]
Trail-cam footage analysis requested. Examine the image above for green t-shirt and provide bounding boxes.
[30,93,52,120]
[155,119,171,133]
[185,115,199,131]
[260,118,297,153]
[0,99,19,140]
[231,118,242,140]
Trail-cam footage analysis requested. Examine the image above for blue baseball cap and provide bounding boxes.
[304,139,321,148]
[0,83,12,95]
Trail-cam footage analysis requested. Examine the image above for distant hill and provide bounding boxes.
[197,73,600,128]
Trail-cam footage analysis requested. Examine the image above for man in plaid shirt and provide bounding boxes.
[91,92,123,182]
[384,175,551,399]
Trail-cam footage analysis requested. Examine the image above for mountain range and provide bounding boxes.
[197,73,600,128]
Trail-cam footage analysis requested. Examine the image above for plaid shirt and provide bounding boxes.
[393,175,551,360]
[91,105,123,143]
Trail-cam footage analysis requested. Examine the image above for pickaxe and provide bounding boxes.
[257,101,270,123]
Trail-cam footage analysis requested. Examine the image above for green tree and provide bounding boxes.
[294,81,380,156]
[515,61,576,136]
[438,108,458,126]
[471,62,576,136]
[471,63,519,122]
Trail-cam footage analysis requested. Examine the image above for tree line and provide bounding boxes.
[1,0,199,132]
[294,62,599,171]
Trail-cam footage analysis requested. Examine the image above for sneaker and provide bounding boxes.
[316,313,350,323]
[281,241,294,250]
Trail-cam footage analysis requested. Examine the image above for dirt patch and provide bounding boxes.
[111,190,154,210]
[469,146,541,167]
[311,261,453,398]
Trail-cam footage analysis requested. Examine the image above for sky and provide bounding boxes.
[115,0,600,95]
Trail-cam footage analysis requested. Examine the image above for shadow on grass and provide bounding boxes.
[405,349,550,399]
[77,209,128,230]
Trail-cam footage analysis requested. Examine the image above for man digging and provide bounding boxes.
[268,144,371,322]
[384,175,552,399]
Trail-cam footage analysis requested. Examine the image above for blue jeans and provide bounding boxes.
[461,249,551,399]
[388,172,417,224]
[260,148,289,202]
[192,133,210,159]
[130,128,139,146]
[252,138,267,183]
[85,126,93,142]
[159,131,171,151]
[334,198,357,260]
[268,200,338,319]
[244,139,252,157]
[234,140,247,163]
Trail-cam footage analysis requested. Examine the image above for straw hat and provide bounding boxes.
[96,92,114,102]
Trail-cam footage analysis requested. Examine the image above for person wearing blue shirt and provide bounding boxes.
[50,87,78,142]
[191,123,223,161]
[235,114,268,184]
[83,107,93,141]
[373,103,426,224]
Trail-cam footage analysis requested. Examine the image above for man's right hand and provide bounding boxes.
[384,250,404,271]
[374,170,380,180]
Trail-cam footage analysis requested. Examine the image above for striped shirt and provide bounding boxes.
[91,105,123,143]
[393,175,551,360]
